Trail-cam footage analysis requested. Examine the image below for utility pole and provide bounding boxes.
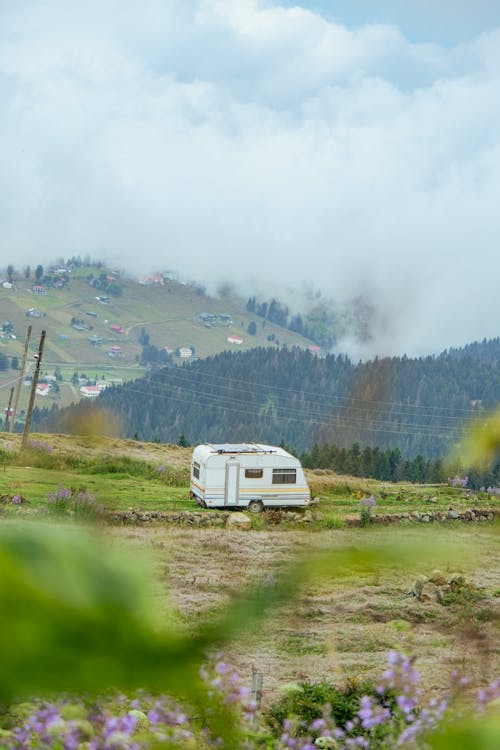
[21,329,46,452]
[3,387,14,432]
[10,324,32,433]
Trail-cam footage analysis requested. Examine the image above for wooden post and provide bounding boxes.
[251,667,263,710]
[3,387,14,432]
[21,329,46,452]
[10,325,32,433]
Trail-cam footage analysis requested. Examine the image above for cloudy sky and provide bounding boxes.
[1,0,499,357]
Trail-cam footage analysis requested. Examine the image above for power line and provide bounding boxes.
[117,365,477,432]
[146,362,484,418]
[100,380,467,440]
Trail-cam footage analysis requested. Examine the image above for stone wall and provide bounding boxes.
[108,510,230,526]
[106,507,499,527]
[346,508,499,526]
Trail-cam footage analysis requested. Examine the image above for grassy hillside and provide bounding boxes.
[0,265,313,415]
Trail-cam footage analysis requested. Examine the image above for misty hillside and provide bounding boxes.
[34,339,500,458]
[0,262,315,364]
[0,261,331,416]
[1,258,412,422]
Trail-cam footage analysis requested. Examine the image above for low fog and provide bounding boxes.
[1,0,499,357]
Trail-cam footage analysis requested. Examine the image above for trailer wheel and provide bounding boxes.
[247,499,264,513]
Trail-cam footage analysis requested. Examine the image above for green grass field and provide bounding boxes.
[0,433,497,524]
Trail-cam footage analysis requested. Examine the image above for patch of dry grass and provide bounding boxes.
[0,433,191,466]
[307,469,442,496]
[110,524,500,706]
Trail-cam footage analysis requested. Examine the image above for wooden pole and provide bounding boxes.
[21,329,46,452]
[3,387,14,432]
[251,668,263,710]
[10,325,32,433]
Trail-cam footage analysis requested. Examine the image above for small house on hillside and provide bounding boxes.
[162,271,177,282]
[179,347,193,358]
[227,335,243,345]
[198,312,217,324]
[80,385,101,398]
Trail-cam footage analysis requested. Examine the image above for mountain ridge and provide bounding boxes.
[34,338,500,458]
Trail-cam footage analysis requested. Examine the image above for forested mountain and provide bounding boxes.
[34,339,500,458]
[441,337,500,366]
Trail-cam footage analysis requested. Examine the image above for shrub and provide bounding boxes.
[266,677,382,736]
[359,495,376,526]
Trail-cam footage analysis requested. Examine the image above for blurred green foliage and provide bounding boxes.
[0,522,191,699]
[459,407,500,466]
[428,711,500,750]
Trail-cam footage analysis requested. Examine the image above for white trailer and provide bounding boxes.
[190,443,311,512]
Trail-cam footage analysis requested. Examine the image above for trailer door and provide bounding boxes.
[224,460,240,506]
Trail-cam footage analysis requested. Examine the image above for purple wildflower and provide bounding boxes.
[477,678,500,711]
[359,495,376,508]
[448,475,468,488]
[27,438,54,453]
[357,695,391,730]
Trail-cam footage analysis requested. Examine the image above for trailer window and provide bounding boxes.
[272,468,296,484]
[193,461,200,479]
[245,468,263,479]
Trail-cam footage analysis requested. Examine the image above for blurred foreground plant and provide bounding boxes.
[0,522,252,747]
[459,407,500,467]
[1,654,499,749]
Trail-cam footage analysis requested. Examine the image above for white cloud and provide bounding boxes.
[1,0,499,356]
